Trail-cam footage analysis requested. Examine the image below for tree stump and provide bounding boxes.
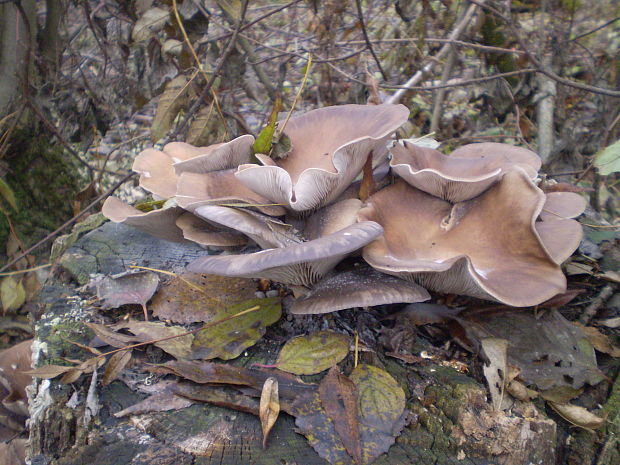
[28,221,558,465]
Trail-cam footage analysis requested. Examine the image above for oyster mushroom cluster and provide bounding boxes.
[103,104,585,313]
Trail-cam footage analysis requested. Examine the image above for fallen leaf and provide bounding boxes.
[349,365,408,465]
[548,401,606,430]
[572,323,620,357]
[96,271,159,315]
[26,364,75,379]
[173,383,259,415]
[190,297,281,360]
[115,382,194,417]
[390,302,462,326]
[594,138,620,175]
[59,367,85,384]
[150,273,257,324]
[275,331,349,375]
[480,338,509,411]
[118,321,193,359]
[1,276,26,312]
[86,322,141,349]
[102,349,133,386]
[132,7,169,42]
[151,75,193,142]
[259,377,280,448]
[319,367,362,464]
[455,309,604,393]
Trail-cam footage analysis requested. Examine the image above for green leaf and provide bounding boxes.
[0,276,26,312]
[191,297,281,360]
[0,178,17,211]
[253,96,282,155]
[594,139,620,175]
[275,331,349,375]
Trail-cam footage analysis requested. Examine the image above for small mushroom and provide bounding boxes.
[359,170,574,307]
[187,222,384,287]
[291,267,430,314]
[102,196,187,242]
[132,135,254,199]
[390,141,542,202]
[235,104,409,213]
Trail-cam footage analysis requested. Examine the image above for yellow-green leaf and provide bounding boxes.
[119,321,193,359]
[191,297,281,360]
[0,276,26,312]
[253,95,282,155]
[594,139,620,175]
[275,331,349,375]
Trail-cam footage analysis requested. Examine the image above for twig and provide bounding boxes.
[165,0,249,143]
[354,0,388,81]
[278,54,313,137]
[0,263,51,277]
[536,54,557,164]
[0,172,135,272]
[567,17,620,43]
[385,2,481,104]
[430,46,456,133]
[579,284,616,325]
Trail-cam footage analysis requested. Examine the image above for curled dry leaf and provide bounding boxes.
[548,401,606,430]
[150,273,257,324]
[86,322,141,349]
[131,7,169,42]
[319,367,362,464]
[102,349,133,386]
[572,322,620,357]
[275,331,349,375]
[190,297,281,360]
[95,271,159,311]
[259,377,280,449]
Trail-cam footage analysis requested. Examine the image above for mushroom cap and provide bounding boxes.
[390,141,542,202]
[187,222,384,287]
[176,168,285,217]
[235,104,409,213]
[303,198,363,241]
[132,135,254,198]
[102,196,186,242]
[0,340,32,419]
[359,170,569,307]
[175,212,248,248]
[194,205,303,249]
[291,268,430,314]
[540,192,586,221]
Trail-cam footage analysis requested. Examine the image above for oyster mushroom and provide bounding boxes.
[359,170,576,307]
[235,104,409,213]
[102,196,187,242]
[133,134,254,199]
[390,141,542,202]
[175,212,247,248]
[291,267,430,314]
[0,340,32,433]
[187,221,384,288]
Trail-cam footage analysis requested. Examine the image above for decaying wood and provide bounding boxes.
[29,221,559,465]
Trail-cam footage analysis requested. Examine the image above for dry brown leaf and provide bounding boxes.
[150,273,257,324]
[118,321,193,359]
[259,377,280,449]
[59,368,84,384]
[102,350,133,386]
[480,338,509,411]
[572,322,620,357]
[86,322,141,349]
[319,367,362,464]
[548,401,606,430]
[25,364,74,379]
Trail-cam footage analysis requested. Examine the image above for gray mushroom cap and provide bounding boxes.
[175,212,248,248]
[235,104,409,213]
[187,222,384,287]
[390,141,542,202]
[291,268,430,314]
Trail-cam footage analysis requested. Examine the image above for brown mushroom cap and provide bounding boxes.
[359,170,569,307]
[187,222,384,287]
[102,196,186,242]
[0,339,32,421]
[132,135,254,199]
[390,141,542,202]
[540,192,586,221]
[235,104,409,213]
[176,168,285,217]
[291,268,430,314]
[175,212,247,248]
